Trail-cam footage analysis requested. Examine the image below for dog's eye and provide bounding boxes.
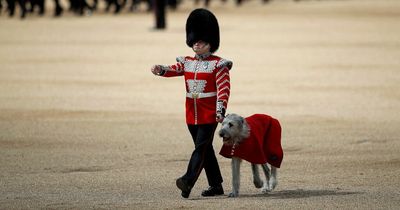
[228,122,233,128]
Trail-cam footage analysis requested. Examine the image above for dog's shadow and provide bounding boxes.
[191,189,361,200]
[241,189,361,199]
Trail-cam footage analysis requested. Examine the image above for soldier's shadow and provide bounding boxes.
[192,189,361,200]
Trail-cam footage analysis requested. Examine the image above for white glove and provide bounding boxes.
[151,65,163,76]
[216,100,226,123]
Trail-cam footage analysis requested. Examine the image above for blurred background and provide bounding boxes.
[2,0,314,19]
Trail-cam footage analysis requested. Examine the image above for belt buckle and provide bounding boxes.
[192,92,199,99]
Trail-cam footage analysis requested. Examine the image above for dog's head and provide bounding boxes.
[218,113,249,145]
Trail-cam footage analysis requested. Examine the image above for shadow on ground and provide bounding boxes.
[240,189,361,199]
[191,189,361,200]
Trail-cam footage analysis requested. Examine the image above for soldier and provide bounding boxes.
[151,8,232,198]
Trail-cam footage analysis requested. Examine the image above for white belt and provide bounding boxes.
[186,92,217,99]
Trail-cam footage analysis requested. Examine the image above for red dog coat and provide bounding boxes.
[219,114,283,168]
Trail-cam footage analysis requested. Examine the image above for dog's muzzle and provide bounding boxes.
[218,129,226,138]
[219,129,232,144]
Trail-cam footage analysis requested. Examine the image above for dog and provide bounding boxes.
[218,113,283,197]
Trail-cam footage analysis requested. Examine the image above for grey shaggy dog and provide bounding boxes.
[219,113,277,197]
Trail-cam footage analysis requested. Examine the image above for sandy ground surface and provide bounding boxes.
[1,0,400,209]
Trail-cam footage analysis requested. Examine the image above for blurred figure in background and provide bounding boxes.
[54,0,63,16]
[69,0,94,15]
[153,0,179,29]
[28,0,45,15]
[154,0,166,29]
[5,0,26,18]
[104,0,121,14]
[130,0,153,12]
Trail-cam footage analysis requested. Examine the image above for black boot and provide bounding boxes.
[176,178,192,198]
[201,185,224,196]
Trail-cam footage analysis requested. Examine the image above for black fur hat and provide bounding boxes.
[186,8,220,53]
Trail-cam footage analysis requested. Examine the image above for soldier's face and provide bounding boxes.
[192,40,210,55]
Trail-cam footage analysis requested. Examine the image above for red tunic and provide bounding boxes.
[161,54,232,125]
[219,114,283,168]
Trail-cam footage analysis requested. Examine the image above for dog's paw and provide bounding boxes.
[228,192,239,198]
[269,177,277,190]
[261,187,271,194]
[261,181,272,193]
[253,180,263,189]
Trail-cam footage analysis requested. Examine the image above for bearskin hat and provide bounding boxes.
[186,8,220,53]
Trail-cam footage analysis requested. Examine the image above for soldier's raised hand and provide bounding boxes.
[151,65,162,75]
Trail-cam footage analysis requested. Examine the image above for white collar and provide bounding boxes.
[195,52,212,60]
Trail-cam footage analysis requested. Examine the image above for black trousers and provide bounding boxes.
[182,123,223,187]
